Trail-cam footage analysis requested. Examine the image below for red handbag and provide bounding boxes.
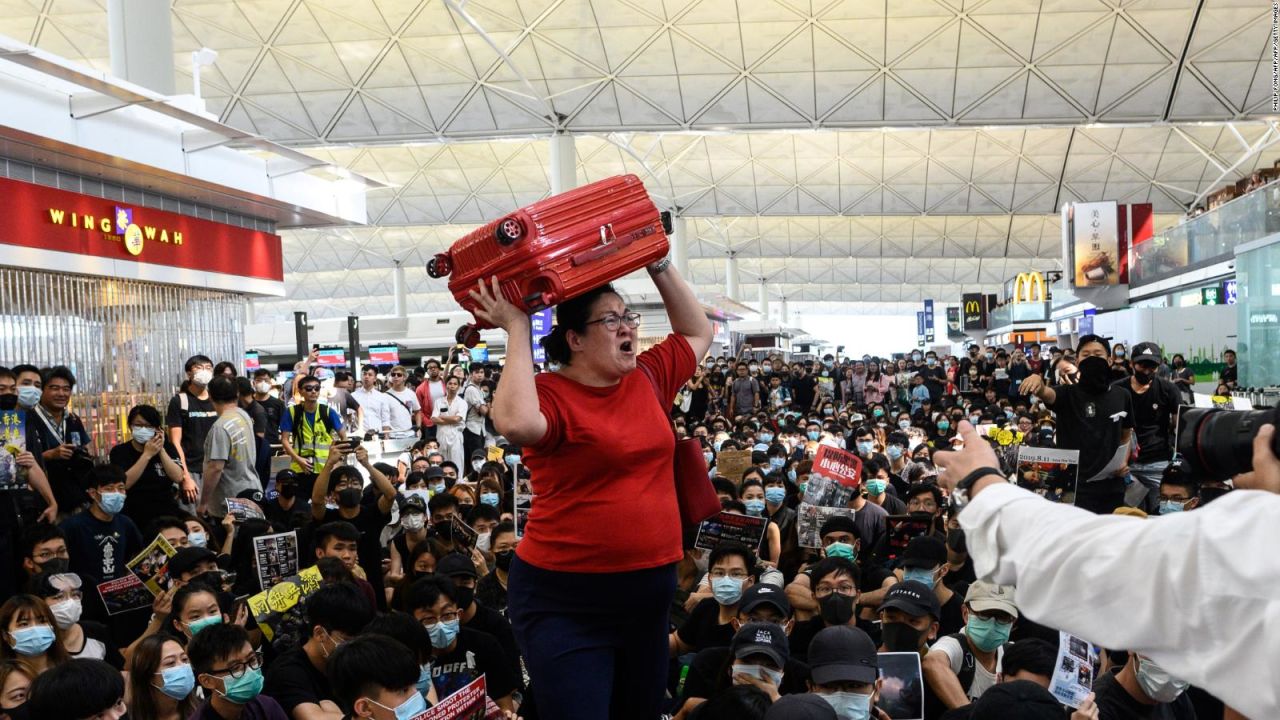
[639,365,722,528]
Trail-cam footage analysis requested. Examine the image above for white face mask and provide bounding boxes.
[192,369,213,386]
[732,664,783,688]
[476,531,492,552]
[402,513,425,531]
[254,381,272,394]
[471,460,485,473]
[50,598,83,629]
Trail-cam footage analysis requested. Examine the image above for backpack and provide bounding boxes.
[289,403,334,435]
[945,631,978,695]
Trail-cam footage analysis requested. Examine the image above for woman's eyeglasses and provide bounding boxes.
[585,312,641,331]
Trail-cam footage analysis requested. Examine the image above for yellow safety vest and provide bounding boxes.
[290,403,334,473]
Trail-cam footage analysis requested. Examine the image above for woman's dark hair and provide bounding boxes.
[213,361,238,378]
[0,595,69,665]
[165,583,222,638]
[28,659,123,719]
[540,284,620,366]
[128,634,198,720]
[127,404,163,428]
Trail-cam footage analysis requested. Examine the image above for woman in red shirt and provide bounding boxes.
[468,258,712,720]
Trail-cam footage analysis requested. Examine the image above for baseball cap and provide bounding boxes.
[900,535,946,569]
[739,584,791,617]
[436,552,478,579]
[964,581,1018,619]
[402,494,427,514]
[470,449,487,462]
[970,680,1063,720]
[169,547,218,579]
[807,625,878,685]
[424,466,446,480]
[236,488,264,504]
[1131,342,1162,366]
[764,694,837,720]
[730,621,789,668]
[879,580,941,619]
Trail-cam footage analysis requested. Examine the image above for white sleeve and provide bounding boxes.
[961,483,1280,720]
[928,635,963,674]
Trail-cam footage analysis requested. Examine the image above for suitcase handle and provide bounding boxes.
[570,223,656,267]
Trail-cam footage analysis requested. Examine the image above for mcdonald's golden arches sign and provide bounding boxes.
[1012,272,1047,304]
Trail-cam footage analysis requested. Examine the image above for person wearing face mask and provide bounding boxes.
[785,558,877,663]
[1155,466,1199,516]
[166,355,220,512]
[762,473,797,546]
[262,470,311,528]
[387,495,430,593]
[0,367,59,529]
[27,572,121,669]
[280,376,347,477]
[435,554,524,695]
[311,442,398,610]
[108,404,184,523]
[59,465,143,622]
[1111,343,1180,514]
[919,354,947,404]
[1019,335,1135,514]
[326,634,430,720]
[860,461,906,515]
[0,657,35,720]
[262,583,373,720]
[739,480,783,564]
[869,536,960,637]
[805,625,887,720]
[923,582,1018,714]
[677,620,805,719]
[126,634,199,720]
[783,517,865,621]
[672,543,758,658]
[189,622,288,720]
[1091,651,1196,719]
[882,432,916,492]
[405,576,517,711]
[0,595,70,674]
[475,522,518,616]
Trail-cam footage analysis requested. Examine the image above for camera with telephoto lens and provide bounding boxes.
[1175,406,1279,480]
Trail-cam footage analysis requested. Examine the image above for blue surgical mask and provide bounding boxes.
[807,431,820,441]
[371,691,428,720]
[432,482,446,494]
[759,432,774,443]
[504,455,519,467]
[1158,499,1186,515]
[927,358,937,366]
[704,451,714,465]
[8,625,55,656]
[188,531,208,548]
[969,415,981,424]
[873,409,885,418]
[886,445,904,460]
[821,690,873,720]
[764,487,786,505]
[416,663,433,695]
[856,441,874,455]
[186,614,223,636]
[711,576,745,606]
[769,457,785,470]
[866,479,888,496]
[898,419,911,430]
[97,490,125,515]
[16,386,41,409]
[966,615,1012,652]
[937,420,951,431]
[787,468,797,482]
[714,439,726,452]
[902,567,936,589]
[744,499,766,516]
[219,666,264,704]
[156,663,196,700]
[1004,409,1015,419]
[131,426,156,443]
[426,619,459,649]
[824,542,856,562]
[823,407,834,416]
[480,492,500,507]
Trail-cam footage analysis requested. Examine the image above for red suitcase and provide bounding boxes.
[429,174,672,346]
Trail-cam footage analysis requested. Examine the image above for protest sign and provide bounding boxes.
[449,515,479,550]
[1015,446,1080,504]
[253,531,299,592]
[225,497,266,522]
[514,473,533,539]
[802,445,862,507]
[411,674,491,720]
[877,652,925,720]
[713,449,752,484]
[97,575,153,615]
[694,512,769,552]
[1049,631,1098,708]
[127,535,177,596]
[0,409,26,490]
[882,514,937,566]
[1194,392,1252,410]
[797,503,857,549]
[246,565,323,641]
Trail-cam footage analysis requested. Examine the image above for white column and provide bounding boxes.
[725,254,739,301]
[758,281,770,318]
[549,134,577,194]
[393,262,407,319]
[671,215,689,277]
[107,0,175,95]
[244,299,256,326]
[780,296,789,325]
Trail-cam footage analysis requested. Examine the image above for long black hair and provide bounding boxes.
[540,284,620,366]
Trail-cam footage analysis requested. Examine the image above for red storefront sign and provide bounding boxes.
[0,176,283,281]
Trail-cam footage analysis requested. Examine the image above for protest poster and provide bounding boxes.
[797,503,857,549]
[0,409,26,491]
[127,535,177,596]
[877,652,925,720]
[694,511,769,552]
[1015,446,1080,504]
[514,473,533,539]
[1194,392,1252,410]
[226,497,266,522]
[882,514,937,566]
[448,515,480,550]
[410,674,490,720]
[713,449,752,484]
[97,575,154,616]
[246,565,323,641]
[1049,631,1098,708]
[802,445,862,507]
[253,531,299,592]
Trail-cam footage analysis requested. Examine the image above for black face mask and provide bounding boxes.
[945,529,966,554]
[1132,368,1154,386]
[453,585,475,609]
[880,622,926,653]
[277,483,297,500]
[337,488,362,508]
[818,592,856,626]
[36,557,70,576]
[1077,356,1112,394]
[495,549,515,571]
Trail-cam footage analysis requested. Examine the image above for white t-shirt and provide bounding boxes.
[929,630,1003,701]
[351,387,392,433]
[384,387,420,432]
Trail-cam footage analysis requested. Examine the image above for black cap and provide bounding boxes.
[901,535,946,569]
[424,466,446,480]
[470,449,487,462]
[808,625,878,685]
[236,488,264,503]
[1131,342,1162,366]
[818,515,858,540]
[970,680,1064,720]
[275,469,297,484]
[402,495,426,514]
[764,694,837,720]
[880,580,941,619]
[730,622,789,668]
[436,552,478,579]
[169,547,217,578]
[739,584,791,617]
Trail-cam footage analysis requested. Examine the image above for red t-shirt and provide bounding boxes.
[518,333,695,573]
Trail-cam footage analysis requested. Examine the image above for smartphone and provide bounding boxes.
[341,437,362,452]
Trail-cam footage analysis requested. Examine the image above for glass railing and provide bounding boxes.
[988,301,1051,328]
[1131,180,1280,285]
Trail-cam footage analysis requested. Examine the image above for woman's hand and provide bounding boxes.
[143,433,165,458]
[468,277,528,332]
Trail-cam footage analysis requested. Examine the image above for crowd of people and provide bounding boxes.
[0,270,1266,720]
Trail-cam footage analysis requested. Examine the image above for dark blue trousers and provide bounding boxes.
[508,555,676,720]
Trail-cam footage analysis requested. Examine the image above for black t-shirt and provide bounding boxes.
[919,366,947,401]
[165,392,219,469]
[1047,384,1134,486]
[1220,364,1237,386]
[109,440,182,520]
[464,603,524,691]
[788,616,881,663]
[676,597,736,653]
[246,401,268,437]
[258,396,286,444]
[1093,671,1199,720]
[792,375,817,409]
[937,591,965,637]
[25,409,94,511]
[1112,378,1178,463]
[681,645,811,701]
[264,497,312,529]
[475,571,508,616]
[943,558,976,593]
[320,505,391,610]
[430,627,517,702]
[262,646,333,716]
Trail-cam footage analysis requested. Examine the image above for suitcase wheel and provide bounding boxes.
[495,216,525,245]
[426,253,452,279]
[456,324,482,348]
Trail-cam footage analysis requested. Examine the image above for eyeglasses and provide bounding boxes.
[390,372,404,377]
[33,547,69,562]
[708,569,749,580]
[814,583,857,598]
[86,697,127,720]
[906,498,938,512]
[972,610,1015,625]
[301,385,321,392]
[211,651,263,678]
[584,312,641,331]
[420,611,460,626]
